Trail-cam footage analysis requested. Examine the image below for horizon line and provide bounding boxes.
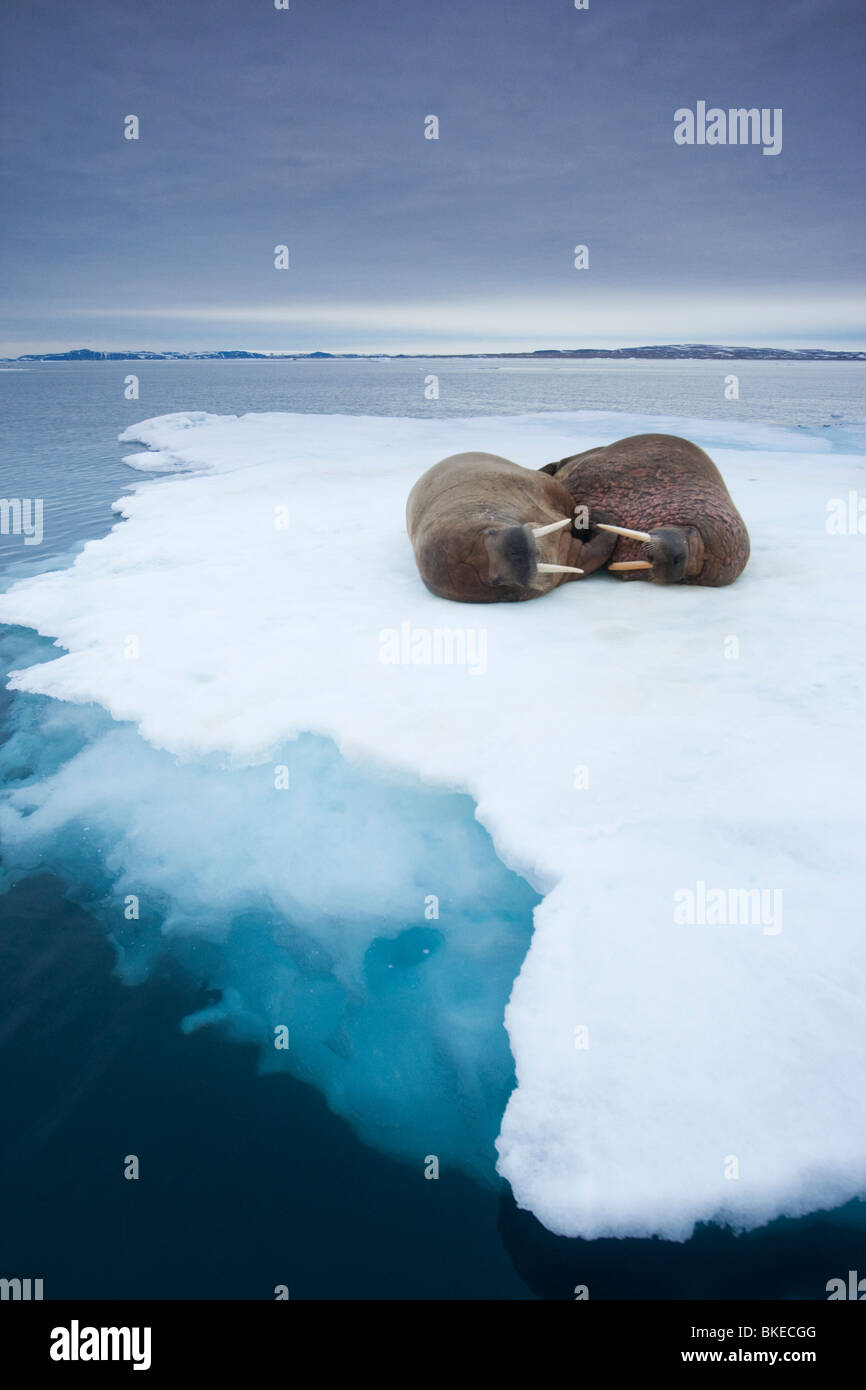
[4,341,866,362]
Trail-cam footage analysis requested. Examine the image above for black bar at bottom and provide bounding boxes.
[0,1299,860,1375]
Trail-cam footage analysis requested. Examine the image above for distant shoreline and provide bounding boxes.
[3,344,866,364]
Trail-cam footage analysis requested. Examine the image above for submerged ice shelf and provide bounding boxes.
[1,407,865,1239]
[0,650,535,1182]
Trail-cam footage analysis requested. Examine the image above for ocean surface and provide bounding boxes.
[1,358,864,1298]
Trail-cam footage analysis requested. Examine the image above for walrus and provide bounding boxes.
[406,451,616,602]
[541,433,750,585]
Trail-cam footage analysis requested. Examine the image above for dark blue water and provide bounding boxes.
[2,361,865,1299]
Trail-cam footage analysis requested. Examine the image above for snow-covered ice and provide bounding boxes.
[1,407,864,1239]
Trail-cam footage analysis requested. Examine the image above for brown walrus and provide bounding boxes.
[406,451,616,602]
[541,433,750,585]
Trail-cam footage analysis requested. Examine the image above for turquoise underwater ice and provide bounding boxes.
[0,626,538,1184]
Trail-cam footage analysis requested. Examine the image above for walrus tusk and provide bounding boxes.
[609,560,653,571]
[537,562,584,574]
[531,517,572,538]
[597,523,653,542]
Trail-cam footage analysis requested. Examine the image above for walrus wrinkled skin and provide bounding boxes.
[542,433,750,585]
[406,451,616,602]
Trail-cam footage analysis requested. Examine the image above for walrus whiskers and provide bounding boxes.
[531,517,572,538]
[537,562,584,574]
[597,523,653,542]
[608,560,653,571]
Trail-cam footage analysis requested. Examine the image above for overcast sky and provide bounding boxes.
[1,0,864,354]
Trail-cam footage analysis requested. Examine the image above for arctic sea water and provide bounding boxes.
[1,359,864,1299]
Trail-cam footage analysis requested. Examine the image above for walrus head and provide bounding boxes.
[484,525,537,589]
[600,523,706,584]
[484,520,576,585]
[415,518,582,603]
[482,517,585,597]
